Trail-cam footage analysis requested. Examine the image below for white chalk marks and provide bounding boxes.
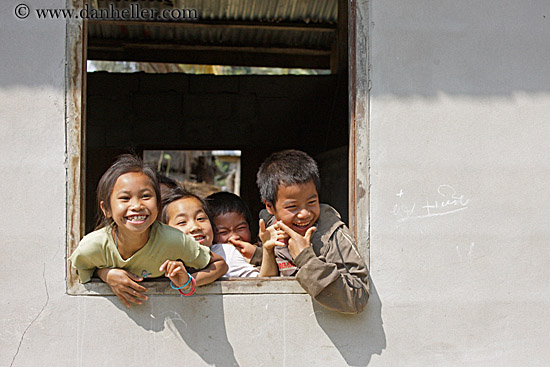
[393,185,470,222]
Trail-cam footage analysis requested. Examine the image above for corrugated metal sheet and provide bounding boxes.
[87,0,338,67]
[88,0,336,49]
[90,0,337,23]
[88,22,334,49]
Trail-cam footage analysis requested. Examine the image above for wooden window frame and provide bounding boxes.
[65,0,369,296]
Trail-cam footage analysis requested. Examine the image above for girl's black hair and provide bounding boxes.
[205,191,252,227]
[160,186,215,231]
[155,171,179,190]
[256,149,321,205]
[95,154,161,229]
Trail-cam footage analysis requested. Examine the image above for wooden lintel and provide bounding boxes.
[88,45,330,69]
[87,19,337,33]
[89,38,331,56]
[87,37,331,68]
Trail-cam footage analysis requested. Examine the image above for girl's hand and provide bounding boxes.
[276,221,316,259]
[159,260,191,290]
[97,268,148,308]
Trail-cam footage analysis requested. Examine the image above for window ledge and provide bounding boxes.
[67,277,307,296]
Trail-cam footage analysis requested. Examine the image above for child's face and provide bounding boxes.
[166,197,214,247]
[266,180,320,236]
[213,212,251,244]
[102,172,158,235]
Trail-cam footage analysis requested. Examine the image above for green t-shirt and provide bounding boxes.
[69,221,211,283]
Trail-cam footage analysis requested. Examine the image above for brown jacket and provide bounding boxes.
[258,204,369,314]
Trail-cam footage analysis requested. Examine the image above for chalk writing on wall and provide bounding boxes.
[393,185,470,222]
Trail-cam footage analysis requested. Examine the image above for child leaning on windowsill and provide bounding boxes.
[251,149,370,314]
[68,154,228,308]
[161,187,283,277]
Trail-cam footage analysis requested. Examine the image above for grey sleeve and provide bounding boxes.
[250,244,263,267]
[294,227,369,314]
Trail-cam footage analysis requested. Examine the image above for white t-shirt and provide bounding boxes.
[210,243,259,278]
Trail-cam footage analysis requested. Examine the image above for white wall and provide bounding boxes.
[370,0,550,365]
[0,2,381,366]
[1,0,550,366]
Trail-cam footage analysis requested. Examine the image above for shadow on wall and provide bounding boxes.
[314,279,386,366]
[371,2,550,98]
[98,279,384,366]
[107,295,238,366]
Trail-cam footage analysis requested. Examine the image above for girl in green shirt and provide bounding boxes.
[69,154,228,308]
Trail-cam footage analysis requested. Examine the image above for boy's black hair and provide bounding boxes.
[96,154,161,229]
[256,149,321,205]
[160,186,214,228]
[205,192,252,227]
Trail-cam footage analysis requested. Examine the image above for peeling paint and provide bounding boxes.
[348,0,370,264]
[65,1,86,293]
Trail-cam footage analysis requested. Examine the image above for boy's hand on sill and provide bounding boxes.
[277,221,316,259]
[97,268,148,308]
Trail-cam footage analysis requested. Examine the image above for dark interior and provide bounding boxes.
[84,0,349,237]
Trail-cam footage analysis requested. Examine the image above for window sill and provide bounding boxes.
[67,277,306,296]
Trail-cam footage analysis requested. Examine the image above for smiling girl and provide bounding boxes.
[69,154,228,307]
[161,187,282,278]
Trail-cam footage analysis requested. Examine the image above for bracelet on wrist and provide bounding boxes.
[170,273,192,290]
[178,275,197,296]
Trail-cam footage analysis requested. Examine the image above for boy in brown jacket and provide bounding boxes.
[254,149,369,314]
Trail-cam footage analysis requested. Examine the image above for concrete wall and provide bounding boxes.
[2,0,550,366]
[369,0,550,364]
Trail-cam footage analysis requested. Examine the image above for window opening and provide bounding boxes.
[143,150,241,195]
[87,60,330,75]
[67,0,363,296]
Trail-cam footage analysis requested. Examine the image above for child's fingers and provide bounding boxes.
[159,260,170,272]
[127,286,148,299]
[113,286,147,308]
[259,218,266,233]
[229,238,247,248]
[173,261,186,274]
[275,221,298,237]
[126,288,148,301]
[165,262,178,277]
[267,222,280,231]
[119,270,148,293]
[113,290,131,308]
[263,239,286,250]
[161,260,175,272]
[104,269,149,308]
[272,239,286,247]
[229,239,254,254]
[128,281,148,293]
[170,266,182,277]
[304,226,317,242]
[126,271,143,282]
[124,292,145,306]
[161,260,186,277]
[124,274,148,298]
